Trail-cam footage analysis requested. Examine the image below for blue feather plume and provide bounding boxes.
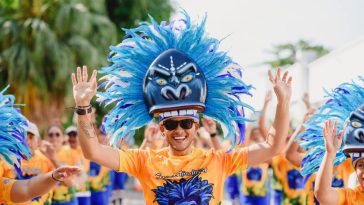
[296,76,364,175]
[97,11,254,148]
[0,86,30,168]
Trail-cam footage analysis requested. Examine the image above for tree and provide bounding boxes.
[106,0,174,34]
[0,0,117,128]
[265,40,330,68]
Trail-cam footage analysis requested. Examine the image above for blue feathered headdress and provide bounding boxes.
[296,76,364,175]
[97,11,254,149]
[0,86,30,168]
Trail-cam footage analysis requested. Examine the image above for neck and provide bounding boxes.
[169,146,193,156]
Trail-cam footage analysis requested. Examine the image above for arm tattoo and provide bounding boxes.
[79,121,97,139]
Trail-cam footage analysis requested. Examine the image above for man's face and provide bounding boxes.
[355,158,364,188]
[26,132,38,152]
[47,126,63,150]
[160,116,197,154]
[68,132,78,149]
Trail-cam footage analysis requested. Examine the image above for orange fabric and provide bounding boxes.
[271,155,284,191]
[118,147,248,205]
[306,158,355,205]
[4,150,54,205]
[272,155,307,204]
[72,146,90,192]
[241,163,269,196]
[52,146,82,203]
[337,186,364,205]
[0,177,16,203]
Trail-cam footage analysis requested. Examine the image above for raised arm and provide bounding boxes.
[314,120,343,204]
[201,118,223,150]
[284,125,304,167]
[11,166,81,203]
[71,66,119,170]
[247,68,291,166]
[285,108,315,166]
[259,90,272,139]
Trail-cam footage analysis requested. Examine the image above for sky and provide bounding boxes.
[172,0,364,67]
[171,0,364,123]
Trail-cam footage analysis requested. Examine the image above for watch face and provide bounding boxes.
[143,49,207,114]
[343,103,364,153]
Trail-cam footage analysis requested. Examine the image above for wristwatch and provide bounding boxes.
[75,105,92,115]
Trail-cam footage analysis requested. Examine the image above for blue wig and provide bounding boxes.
[97,11,254,149]
[0,86,30,168]
[296,76,364,175]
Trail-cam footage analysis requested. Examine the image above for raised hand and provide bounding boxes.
[52,166,82,182]
[71,66,97,107]
[322,119,343,156]
[268,67,292,103]
[40,140,56,161]
[302,93,311,109]
[264,90,273,104]
[302,107,316,124]
[144,123,161,142]
[202,117,217,135]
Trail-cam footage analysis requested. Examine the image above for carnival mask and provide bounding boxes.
[143,49,207,114]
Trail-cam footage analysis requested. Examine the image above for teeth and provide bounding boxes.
[173,136,186,140]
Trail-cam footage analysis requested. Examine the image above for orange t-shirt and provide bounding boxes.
[117,147,248,205]
[4,150,54,205]
[272,155,306,205]
[337,186,364,205]
[241,163,269,197]
[0,177,15,203]
[52,146,83,203]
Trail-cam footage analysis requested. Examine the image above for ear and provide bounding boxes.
[160,125,164,132]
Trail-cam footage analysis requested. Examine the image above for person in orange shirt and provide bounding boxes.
[65,125,91,205]
[298,76,364,204]
[70,11,293,204]
[0,86,81,204]
[3,122,56,205]
[46,125,85,205]
[240,127,270,205]
[1,167,82,204]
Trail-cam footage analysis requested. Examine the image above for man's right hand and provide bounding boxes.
[71,66,97,107]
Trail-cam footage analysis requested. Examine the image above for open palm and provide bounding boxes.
[268,68,292,103]
[53,166,82,181]
[323,119,343,154]
[71,66,97,107]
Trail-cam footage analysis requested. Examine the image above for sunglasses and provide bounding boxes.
[163,119,195,131]
[48,132,61,138]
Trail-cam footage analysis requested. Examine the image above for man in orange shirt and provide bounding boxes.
[70,12,292,204]
[3,122,56,205]
[0,86,81,204]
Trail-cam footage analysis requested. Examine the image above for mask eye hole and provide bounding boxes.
[351,121,363,128]
[181,74,193,83]
[156,78,167,86]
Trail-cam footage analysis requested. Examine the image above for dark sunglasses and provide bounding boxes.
[163,119,195,131]
[48,132,61,138]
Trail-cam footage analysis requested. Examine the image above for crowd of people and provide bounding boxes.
[1,11,363,205]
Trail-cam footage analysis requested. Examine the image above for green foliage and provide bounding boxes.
[0,0,117,101]
[265,40,330,68]
[106,0,174,34]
